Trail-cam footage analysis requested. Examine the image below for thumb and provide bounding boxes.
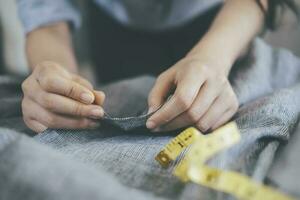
[148,72,174,114]
[94,90,106,106]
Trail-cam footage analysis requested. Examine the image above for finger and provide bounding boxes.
[23,118,47,133]
[25,78,103,119]
[72,75,94,90]
[94,90,106,105]
[154,81,222,132]
[147,69,205,129]
[211,108,237,131]
[147,71,174,113]
[37,92,104,119]
[38,75,95,104]
[195,90,231,132]
[24,98,99,129]
[38,111,100,130]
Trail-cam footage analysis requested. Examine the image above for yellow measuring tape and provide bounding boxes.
[155,122,295,200]
[155,127,203,167]
[173,123,241,182]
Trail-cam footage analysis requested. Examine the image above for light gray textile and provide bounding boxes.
[267,123,300,197]
[100,78,160,131]
[17,0,222,33]
[102,108,158,131]
[0,128,165,200]
[0,38,300,200]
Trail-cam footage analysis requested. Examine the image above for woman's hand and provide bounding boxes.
[22,61,105,133]
[145,0,266,133]
[146,56,238,132]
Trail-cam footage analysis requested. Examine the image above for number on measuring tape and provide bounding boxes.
[155,127,202,167]
[173,122,240,181]
[187,122,241,165]
[156,122,295,200]
[187,165,295,200]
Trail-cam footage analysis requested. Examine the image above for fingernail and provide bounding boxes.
[146,120,156,129]
[81,93,94,104]
[90,108,104,118]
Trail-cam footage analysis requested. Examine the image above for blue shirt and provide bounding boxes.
[17,0,222,34]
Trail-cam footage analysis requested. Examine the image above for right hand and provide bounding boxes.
[22,61,105,133]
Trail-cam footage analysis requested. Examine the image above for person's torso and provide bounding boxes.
[93,0,222,31]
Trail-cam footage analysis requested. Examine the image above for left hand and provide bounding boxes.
[146,56,239,132]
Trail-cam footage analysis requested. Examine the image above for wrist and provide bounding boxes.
[186,43,234,76]
[26,23,78,74]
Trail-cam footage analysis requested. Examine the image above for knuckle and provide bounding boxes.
[41,95,55,110]
[73,104,84,116]
[228,92,236,100]
[227,91,238,110]
[174,94,193,110]
[218,76,228,86]
[156,72,167,83]
[67,84,77,97]
[199,64,209,73]
[231,101,239,111]
[21,79,30,93]
[196,121,209,132]
[40,77,56,91]
[44,114,55,127]
[186,109,200,123]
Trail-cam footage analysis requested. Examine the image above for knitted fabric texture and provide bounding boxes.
[0,38,300,199]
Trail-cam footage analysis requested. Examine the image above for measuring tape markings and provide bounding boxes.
[173,123,241,182]
[183,123,295,200]
[187,165,294,200]
[185,122,241,166]
[155,127,203,168]
[155,122,295,200]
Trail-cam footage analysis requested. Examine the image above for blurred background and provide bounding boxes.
[0,0,299,77]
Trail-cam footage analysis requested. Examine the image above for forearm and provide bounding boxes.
[26,22,78,73]
[188,0,267,74]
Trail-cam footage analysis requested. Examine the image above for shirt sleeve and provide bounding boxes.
[16,0,81,34]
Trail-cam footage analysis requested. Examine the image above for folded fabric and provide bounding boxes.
[102,106,160,131]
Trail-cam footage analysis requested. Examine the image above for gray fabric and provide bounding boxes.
[100,75,157,131]
[0,38,300,199]
[17,0,222,34]
[0,128,165,200]
[267,123,300,197]
[102,109,157,131]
